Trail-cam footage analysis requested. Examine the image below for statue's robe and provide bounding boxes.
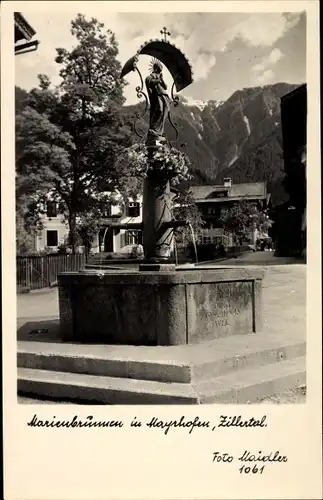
[145,72,170,137]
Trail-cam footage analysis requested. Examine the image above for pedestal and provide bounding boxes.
[58,267,264,346]
[142,176,174,260]
[142,135,175,261]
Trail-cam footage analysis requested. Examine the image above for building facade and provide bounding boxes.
[274,84,307,257]
[35,200,69,252]
[97,199,143,253]
[190,178,271,247]
[35,196,143,254]
[36,180,270,253]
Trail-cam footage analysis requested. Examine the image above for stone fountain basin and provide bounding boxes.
[58,267,263,346]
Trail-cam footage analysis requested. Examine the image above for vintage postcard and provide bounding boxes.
[1,0,321,499]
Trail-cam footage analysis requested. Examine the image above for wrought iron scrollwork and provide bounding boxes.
[166,110,179,144]
[171,81,180,107]
[164,79,182,144]
[165,81,180,144]
[133,66,149,139]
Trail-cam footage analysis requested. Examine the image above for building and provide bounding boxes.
[36,180,271,253]
[98,199,143,253]
[273,84,307,257]
[190,178,271,246]
[14,12,39,55]
[35,199,69,252]
[35,195,143,254]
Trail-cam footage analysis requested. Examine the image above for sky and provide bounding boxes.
[15,10,306,105]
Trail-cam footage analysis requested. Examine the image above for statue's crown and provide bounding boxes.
[149,57,163,72]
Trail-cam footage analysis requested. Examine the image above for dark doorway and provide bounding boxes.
[104,228,114,252]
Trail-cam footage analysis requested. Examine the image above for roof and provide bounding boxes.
[14,13,36,42]
[191,182,267,202]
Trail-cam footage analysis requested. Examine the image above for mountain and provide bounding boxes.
[207,83,301,205]
[15,82,304,206]
[125,82,302,205]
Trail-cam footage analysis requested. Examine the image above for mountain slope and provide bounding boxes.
[15,82,304,205]
[124,82,302,203]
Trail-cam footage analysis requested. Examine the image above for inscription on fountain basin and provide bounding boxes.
[212,306,241,327]
[186,282,253,343]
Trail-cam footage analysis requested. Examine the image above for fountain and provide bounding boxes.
[58,29,264,348]
[19,31,306,406]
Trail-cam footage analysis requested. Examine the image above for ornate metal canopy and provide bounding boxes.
[120,39,193,93]
[120,29,193,143]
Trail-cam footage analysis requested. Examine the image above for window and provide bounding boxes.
[103,203,112,217]
[46,230,58,247]
[125,230,142,246]
[210,190,227,198]
[46,201,57,218]
[127,202,140,218]
[202,236,212,244]
[125,231,134,246]
[207,206,218,216]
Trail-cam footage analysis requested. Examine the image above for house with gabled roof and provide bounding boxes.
[190,178,271,246]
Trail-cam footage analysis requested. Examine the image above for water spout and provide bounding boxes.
[187,222,198,264]
[100,227,109,269]
[174,233,179,266]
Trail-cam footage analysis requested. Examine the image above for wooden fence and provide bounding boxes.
[17,254,86,291]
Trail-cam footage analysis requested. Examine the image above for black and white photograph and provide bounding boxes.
[13,7,308,406]
[2,2,322,499]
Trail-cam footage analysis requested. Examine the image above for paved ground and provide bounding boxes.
[18,287,59,322]
[17,252,305,316]
[17,253,306,403]
[259,385,306,404]
[18,252,306,341]
[199,250,305,267]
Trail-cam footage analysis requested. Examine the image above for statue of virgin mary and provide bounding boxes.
[145,59,170,138]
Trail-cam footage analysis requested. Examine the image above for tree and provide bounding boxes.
[76,209,102,257]
[219,201,272,242]
[172,190,204,247]
[15,86,29,114]
[16,14,134,252]
[113,141,200,252]
[113,142,146,201]
[16,210,37,255]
